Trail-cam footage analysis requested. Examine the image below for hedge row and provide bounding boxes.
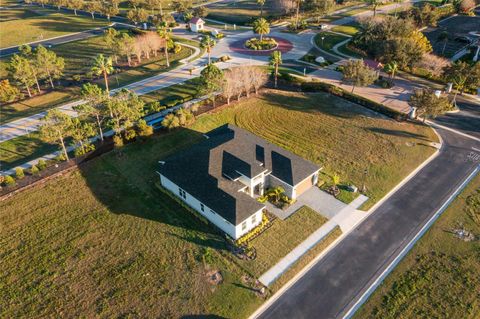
[300,81,408,121]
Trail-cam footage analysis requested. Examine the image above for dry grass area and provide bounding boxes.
[356,174,480,319]
[0,91,439,318]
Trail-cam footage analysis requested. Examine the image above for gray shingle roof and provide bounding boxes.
[159,124,320,225]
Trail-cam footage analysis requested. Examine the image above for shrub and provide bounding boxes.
[30,165,40,175]
[124,128,137,141]
[137,119,154,137]
[3,175,15,187]
[15,167,25,179]
[173,43,182,54]
[37,159,47,170]
[236,214,270,246]
[113,135,124,148]
[245,37,277,50]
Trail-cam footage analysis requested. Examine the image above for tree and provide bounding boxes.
[127,8,149,24]
[104,28,120,63]
[443,61,480,105]
[8,54,35,97]
[17,45,42,94]
[101,2,119,20]
[193,5,208,17]
[117,33,136,66]
[15,167,25,179]
[249,66,268,94]
[384,61,398,79]
[269,50,282,88]
[415,53,450,78]
[368,0,381,16]
[293,0,303,29]
[91,54,114,93]
[107,89,145,136]
[309,0,335,23]
[199,64,224,107]
[129,0,144,9]
[77,83,109,141]
[253,18,270,42]
[37,0,49,7]
[200,35,216,64]
[409,88,451,122]
[51,0,67,10]
[69,0,84,15]
[137,119,154,137]
[257,0,266,17]
[331,173,340,192]
[35,45,65,89]
[70,118,96,156]
[222,69,236,105]
[157,24,172,67]
[0,79,21,103]
[39,109,73,160]
[342,59,378,93]
[161,113,180,130]
[172,0,192,14]
[457,0,475,13]
[85,0,101,19]
[437,31,449,56]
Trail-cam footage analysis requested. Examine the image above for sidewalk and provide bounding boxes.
[259,194,368,286]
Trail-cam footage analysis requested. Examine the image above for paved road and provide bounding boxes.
[256,104,480,319]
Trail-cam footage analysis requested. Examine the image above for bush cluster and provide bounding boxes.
[245,37,277,50]
[236,214,270,246]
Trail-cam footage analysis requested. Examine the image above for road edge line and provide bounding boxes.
[342,163,480,319]
[248,126,443,319]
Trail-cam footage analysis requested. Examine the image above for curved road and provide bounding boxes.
[255,103,480,319]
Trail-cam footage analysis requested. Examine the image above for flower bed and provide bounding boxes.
[244,37,278,50]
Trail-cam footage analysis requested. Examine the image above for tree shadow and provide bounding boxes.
[180,315,229,319]
[367,127,430,141]
[77,127,231,252]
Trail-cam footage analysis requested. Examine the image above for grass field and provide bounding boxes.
[0,7,108,48]
[0,132,59,171]
[0,35,194,124]
[330,24,360,36]
[206,0,283,25]
[0,91,438,318]
[355,173,480,319]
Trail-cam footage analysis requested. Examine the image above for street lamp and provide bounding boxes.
[362,169,368,193]
[321,36,325,47]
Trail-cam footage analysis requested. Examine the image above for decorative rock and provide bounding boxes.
[315,56,326,63]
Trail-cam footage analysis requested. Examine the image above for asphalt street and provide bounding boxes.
[257,107,480,319]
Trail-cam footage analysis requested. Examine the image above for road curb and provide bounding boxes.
[249,124,444,319]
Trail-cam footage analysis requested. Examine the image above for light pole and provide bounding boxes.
[321,36,325,47]
[362,168,368,193]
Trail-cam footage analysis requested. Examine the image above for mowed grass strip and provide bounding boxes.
[238,206,328,277]
[0,7,108,48]
[355,174,480,319]
[0,91,438,318]
[206,0,283,24]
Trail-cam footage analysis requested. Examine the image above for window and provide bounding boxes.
[210,209,216,215]
[241,221,247,231]
[178,187,186,200]
[200,203,204,212]
[251,214,257,224]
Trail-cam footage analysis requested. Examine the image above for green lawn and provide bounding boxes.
[0,35,194,124]
[0,91,438,318]
[330,23,360,36]
[0,7,108,48]
[141,78,200,105]
[0,89,78,125]
[0,7,41,21]
[206,0,283,25]
[355,174,480,319]
[314,31,350,54]
[237,206,329,277]
[0,132,58,171]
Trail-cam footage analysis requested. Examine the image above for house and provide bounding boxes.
[157,124,321,239]
[189,17,205,33]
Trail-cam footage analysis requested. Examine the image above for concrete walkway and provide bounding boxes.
[259,192,368,286]
[266,186,347,220]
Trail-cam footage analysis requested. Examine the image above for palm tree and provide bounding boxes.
[91,54,114,94]
[157,24,172,67]
[437,31,449,56]
[331,174,340,191]
[269,50,282,88]
[384,61,398,79]
[201,35,216,64]
[257,0,266,17]
[253,18,270,42]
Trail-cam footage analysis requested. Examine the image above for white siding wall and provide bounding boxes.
[160,174,240,239]
[235,208,264,238]
[267,174,295,199]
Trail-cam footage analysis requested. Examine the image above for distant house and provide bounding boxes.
[189,17,205,33]
[158,124,321,239]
